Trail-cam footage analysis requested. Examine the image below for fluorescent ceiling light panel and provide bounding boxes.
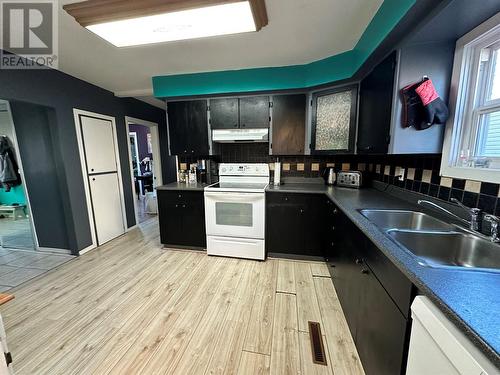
[86,2,256,47]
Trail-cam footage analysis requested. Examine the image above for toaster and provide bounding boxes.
[337,171,363,188]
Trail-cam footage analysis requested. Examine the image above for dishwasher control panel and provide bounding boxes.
[337,171,363,188]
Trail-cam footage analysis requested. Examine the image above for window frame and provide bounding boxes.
[441,11,500,183]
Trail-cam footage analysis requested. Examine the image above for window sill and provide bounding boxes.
[439,163,500,184]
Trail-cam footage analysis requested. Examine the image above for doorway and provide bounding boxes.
[125,117,162,225]
[0,100,36,251]
[74,109,127,254]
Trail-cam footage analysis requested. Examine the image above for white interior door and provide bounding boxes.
[78,113,126,247]
[89,173,125,245]
[80,116,118,174]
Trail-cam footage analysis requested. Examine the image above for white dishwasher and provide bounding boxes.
[406,296,498,375]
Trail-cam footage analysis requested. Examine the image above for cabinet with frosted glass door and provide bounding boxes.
[310,85,358,154]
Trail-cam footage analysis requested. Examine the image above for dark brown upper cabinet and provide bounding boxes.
[209,98,239,129]
[209,96,270,129]
[311,85,358,154]
[239,96,270,128]
[271,94,306,155]
[167,100,209,156]
[357,51,397,154]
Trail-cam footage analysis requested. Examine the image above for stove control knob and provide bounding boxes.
[221,167,227,173]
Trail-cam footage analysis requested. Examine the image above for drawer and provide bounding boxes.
[158,190,204,205]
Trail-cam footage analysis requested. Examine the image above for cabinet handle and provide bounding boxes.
[175,204,178,208]
[361,268,369,274]
[242,124,246,128]
[284,197,288,201]
[182,204,186,208]
[178,194,182,198]
[299,209,304,213]
[233,124,238,128]
[330,264,336,268]
[355,258,363,264]
[331,226,335,231]
[333,208,338,214]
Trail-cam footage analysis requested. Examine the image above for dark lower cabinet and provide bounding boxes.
[356,263,408,375]
[266,193,325,256]
[157,190,206,248]
[325,201,413,375]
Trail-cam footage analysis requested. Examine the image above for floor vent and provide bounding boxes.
[308,321,327,365]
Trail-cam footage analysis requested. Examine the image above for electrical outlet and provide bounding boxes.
[398,168,405,181]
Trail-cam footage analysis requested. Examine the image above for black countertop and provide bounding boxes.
[267,182,500,367]
[156,182,209,191]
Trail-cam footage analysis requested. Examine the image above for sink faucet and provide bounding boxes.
[417,199,482,232]
[485,215,500,243]
[450,198,483,232]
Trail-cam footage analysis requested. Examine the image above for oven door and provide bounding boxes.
[204,191,265,239]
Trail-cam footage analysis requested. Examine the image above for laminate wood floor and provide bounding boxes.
[2,218,364,375]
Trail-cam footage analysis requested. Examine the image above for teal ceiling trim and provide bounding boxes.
[153,0,415,98]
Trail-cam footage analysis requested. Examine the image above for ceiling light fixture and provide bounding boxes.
[63,0,268,47]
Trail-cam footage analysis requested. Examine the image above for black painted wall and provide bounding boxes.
[0,67,175,253]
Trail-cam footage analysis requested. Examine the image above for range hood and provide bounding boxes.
[212,128,269,143]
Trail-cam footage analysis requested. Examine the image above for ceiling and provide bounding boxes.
[58,0,383,104]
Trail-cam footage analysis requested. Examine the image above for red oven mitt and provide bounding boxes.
[415,78,449,127]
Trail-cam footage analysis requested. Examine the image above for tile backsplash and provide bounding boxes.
[178,143,499,215]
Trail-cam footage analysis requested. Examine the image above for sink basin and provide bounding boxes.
[388,230,500,272]
[360,209,454,231]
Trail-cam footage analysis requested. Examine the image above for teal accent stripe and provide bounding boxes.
[153,0,415,98]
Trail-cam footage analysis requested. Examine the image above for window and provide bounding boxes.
[441,12,500,183]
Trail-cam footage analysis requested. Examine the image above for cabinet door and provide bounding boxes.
[186,100,209,155]
[301,194,326,256]
[181,195,206,248]
[311,86,358,154]
[356,265,408,375]
[357,51,396,154]
[167,101,189,155]
[271,94,306,155]
[331,209,364,338]
[210,98,239,129]
[266,203,302,254]
[158,201,183,245]
[239,96,270,128]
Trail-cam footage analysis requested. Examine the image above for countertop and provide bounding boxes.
[156,182,209,191]
[267,182,500,367]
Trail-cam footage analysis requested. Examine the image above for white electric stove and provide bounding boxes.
[204,163,269,260]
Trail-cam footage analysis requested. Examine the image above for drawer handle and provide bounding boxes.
[361,269,369,274]
[355,258,363,264]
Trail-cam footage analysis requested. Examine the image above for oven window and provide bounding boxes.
[215,202,253,227]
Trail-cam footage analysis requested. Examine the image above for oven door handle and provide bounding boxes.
[204,192,264,202]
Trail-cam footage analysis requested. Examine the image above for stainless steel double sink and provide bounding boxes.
[360,209,500,272]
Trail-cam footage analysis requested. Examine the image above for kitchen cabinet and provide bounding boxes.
[265,193,325,256]
[209,98,239,129]
[157,190,206,248]
[325,201,413,375]
[239,96,269,128]
[209,96,270,129]
[311,85,358,154]
[357,51,397,154]
[271,94,306,155]
[167,100,209,156]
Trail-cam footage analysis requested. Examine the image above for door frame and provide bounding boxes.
[125,116,163,225]
[73,109,127,254]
